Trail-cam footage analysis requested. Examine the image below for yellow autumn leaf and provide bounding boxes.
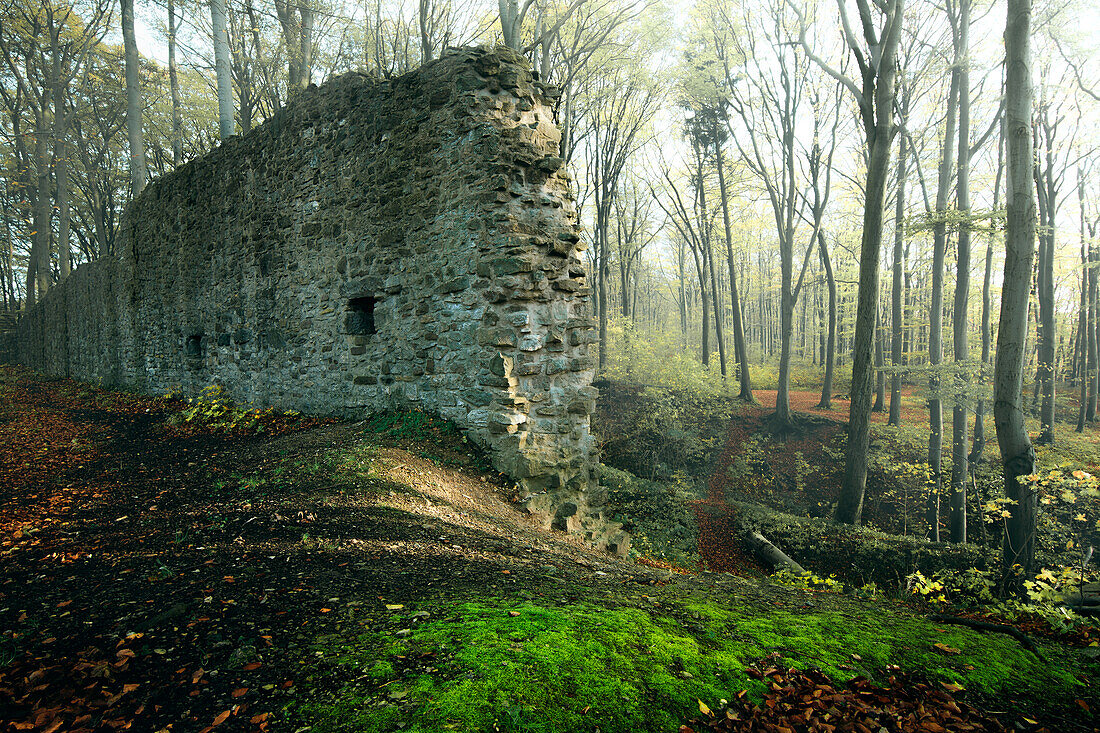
[698,699,712,716]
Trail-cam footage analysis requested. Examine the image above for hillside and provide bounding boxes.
[0,366,1097,733]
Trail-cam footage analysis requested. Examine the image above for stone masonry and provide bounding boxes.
[15,47,627,554]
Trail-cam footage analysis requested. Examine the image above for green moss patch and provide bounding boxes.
[292,597,1086,733]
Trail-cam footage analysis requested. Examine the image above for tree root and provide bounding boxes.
[929,613,1046,663]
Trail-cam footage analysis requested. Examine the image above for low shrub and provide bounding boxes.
[601,465,701,567]
[164,384,311,435]
[727,501,991,588]
[594,380,736,481]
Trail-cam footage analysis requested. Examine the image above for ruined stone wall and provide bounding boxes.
[16,47,624,552]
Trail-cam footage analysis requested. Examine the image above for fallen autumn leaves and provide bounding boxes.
[683,655,1017,733]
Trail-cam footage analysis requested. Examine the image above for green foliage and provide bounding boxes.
[904,569,996,608]
[905,564,1098,636]
[601,465,700,567]
[770,568,845,593]
[594,380,731,481]
[602,317,729,397]
[730,501,990,587]
[1032,468,1100,561]
[165,384,289,434]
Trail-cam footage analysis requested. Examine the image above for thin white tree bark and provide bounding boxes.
[210,0,236,140]
[121,0,147,193]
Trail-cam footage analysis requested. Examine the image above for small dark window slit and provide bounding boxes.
[185,333,204,358]
[346,297,377,336]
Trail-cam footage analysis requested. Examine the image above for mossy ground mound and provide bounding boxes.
[292,589,1095,732]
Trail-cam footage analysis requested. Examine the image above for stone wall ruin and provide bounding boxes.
[15,47,626,553]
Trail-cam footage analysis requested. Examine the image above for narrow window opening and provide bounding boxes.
[346,296,377,336]
[185,333,204,359]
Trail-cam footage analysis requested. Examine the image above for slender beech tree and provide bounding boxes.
[274,0,313,90]
[801,79,843,411]
[682,5,753,396]
[996,0,1038,593]
[1088,187,1100,423]
[713,112,754,400]
[722,0,821,427]
[949,0,973,544]
[210,0,235,140]
[888,77,910,426]
[926,38,962,543]
[689,118,728,378]
[584,63,661,370]
[168,0,183,165]
[1031,72,1077,445]
[972,126,1004,466]
[791,0,904,524]
[1077,162,1092,433]
[655,159,715,368]
[122,0,146,195]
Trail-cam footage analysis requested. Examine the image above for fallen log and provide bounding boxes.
[745,530,807,575]
[1064,599,1100,617]
[928,614,1046,663]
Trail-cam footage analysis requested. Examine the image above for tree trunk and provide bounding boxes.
[55,143,70,278]
[926,65,961,541]
[872,316,885,411]
[498,0,522,49]
[122,0,147,194]
[973,130,1004,466]
[716,141,753,401]
[169,0,183,166]
[1078,226,1089,433]
[1078,165,1090,432]
[889,129,907,426]
[299,5,314,87]
[1034,117,1056,444]
[597,203,610,370]
[51,54,70,279]
[1,181,15,309]
[997,0,1038,594]
[678,246,688,348]
[30,123,52,302]
[210,0,236,140]
[419,0,433,62]
[834,3,903,523]
[698,164,727,379]
[950,0,972,544]
[1089,225,1098,421]
[696,245,710,366]
[818,230,837,409]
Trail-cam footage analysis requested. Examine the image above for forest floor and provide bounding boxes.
[0,366,1097,733]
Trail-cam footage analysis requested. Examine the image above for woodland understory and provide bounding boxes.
[1,366,1099,733]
